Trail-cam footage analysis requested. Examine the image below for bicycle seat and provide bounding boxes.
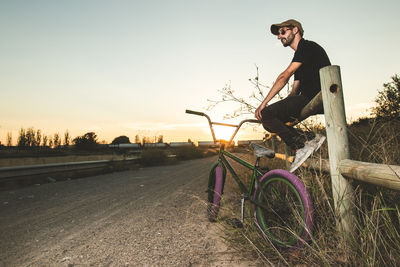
[250,143,275,158]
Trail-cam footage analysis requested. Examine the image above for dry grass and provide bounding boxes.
[213,119,400,266]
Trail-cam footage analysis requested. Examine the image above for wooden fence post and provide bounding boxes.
[320,65,354,237]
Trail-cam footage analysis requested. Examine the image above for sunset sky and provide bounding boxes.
[1,0,399,145]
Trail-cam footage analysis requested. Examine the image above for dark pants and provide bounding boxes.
[261,95,310,149]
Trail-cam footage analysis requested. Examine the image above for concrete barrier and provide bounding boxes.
[198,141,220,147]
[143,143,168,148]
[169,142,194,147]
[0,158,139,190]
[109,143,141,149]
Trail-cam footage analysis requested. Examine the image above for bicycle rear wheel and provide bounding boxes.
[253,169,313,248]
[207,165,224,222]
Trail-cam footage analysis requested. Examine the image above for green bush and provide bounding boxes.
[139,149,168,166]
[172,146,204,160]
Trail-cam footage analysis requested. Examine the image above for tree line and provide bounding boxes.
[2,128,166,150]
[4,128,71,148]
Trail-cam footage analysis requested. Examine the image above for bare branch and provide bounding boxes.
[207,66,289,119]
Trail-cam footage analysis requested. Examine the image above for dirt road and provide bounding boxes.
[0,157,260,266]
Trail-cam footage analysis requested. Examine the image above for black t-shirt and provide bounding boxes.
[292,38,331,99]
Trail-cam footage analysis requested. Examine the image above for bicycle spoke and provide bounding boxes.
[255,176,306,246]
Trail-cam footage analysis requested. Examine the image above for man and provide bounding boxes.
[255,19,330,172]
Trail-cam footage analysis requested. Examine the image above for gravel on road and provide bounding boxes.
[0,157,261,266]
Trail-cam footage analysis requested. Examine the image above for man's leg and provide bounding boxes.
[260,95,326,172]
[261,95,309,149]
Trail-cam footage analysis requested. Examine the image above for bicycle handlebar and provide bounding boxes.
[185,109,206,116]
[185,109,261,145]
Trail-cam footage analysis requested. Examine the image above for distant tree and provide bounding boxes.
[111,135,131,144]
[17,128,27,147]
[26,128,36,147]
[42,135,48,147]
[35,129,42,147]
[53,133,61,148]
[73,132,99,150]
[64,130,70,147]
[6,132,12,147]
[48,136,53,148]
[372,74,400,120]
[157,135,164,143]
[142,136,151,145]
[135,134,140,144]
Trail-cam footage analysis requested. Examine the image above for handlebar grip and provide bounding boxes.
[185,109,205,116]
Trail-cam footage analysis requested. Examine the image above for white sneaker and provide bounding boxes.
[290,134,326,172]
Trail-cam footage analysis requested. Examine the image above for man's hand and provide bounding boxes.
[254,62,301,121]
[255,104,266,121]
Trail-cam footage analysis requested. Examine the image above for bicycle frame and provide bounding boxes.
[218,149,264,197]
[185,109,264,197]
[186,109,315,247]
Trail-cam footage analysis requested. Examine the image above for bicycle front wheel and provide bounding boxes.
[253,169,313,248]
[207,165,224,222]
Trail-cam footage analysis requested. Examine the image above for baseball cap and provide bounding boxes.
[270,19,304,37]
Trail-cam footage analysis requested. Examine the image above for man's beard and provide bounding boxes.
[281,33,295,47]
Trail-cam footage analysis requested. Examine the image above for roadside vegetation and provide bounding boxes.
[216,118,399,266]
[209,73,400,265]
[0,123,216,165]
[0,131,214,188]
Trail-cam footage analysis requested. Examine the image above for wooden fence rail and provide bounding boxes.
[339,159,400,191]
[274,154,400,191]
[269,65,400,240]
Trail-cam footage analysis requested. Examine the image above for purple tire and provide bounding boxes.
[207,165,224,222]
[253,169,314,248]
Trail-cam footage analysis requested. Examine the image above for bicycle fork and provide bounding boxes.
[240,157,263,224]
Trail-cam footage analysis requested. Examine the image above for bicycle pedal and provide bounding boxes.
[240,194,249,200]
[225,218,243,228]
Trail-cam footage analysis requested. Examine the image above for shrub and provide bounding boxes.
[73,132,99,150]
[139,149,168,166]
[372,74,400,120]
[111,135,130,144]
[172,146,204,160]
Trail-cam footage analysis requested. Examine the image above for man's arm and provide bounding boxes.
[255,62,302,120]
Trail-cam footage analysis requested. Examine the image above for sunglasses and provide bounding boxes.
[278,27,293,36]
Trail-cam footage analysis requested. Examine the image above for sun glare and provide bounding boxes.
[213,125,237,142]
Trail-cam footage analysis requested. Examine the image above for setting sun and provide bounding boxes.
[212,125,237,142]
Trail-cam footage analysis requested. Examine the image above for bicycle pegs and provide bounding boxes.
[263,132,277,142]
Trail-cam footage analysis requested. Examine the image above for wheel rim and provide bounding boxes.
[207,166,223,221]
[255,177,306,246]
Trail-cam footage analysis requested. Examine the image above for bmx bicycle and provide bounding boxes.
[186,109,314,248]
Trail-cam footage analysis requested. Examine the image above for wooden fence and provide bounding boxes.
[271,65,400,237]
